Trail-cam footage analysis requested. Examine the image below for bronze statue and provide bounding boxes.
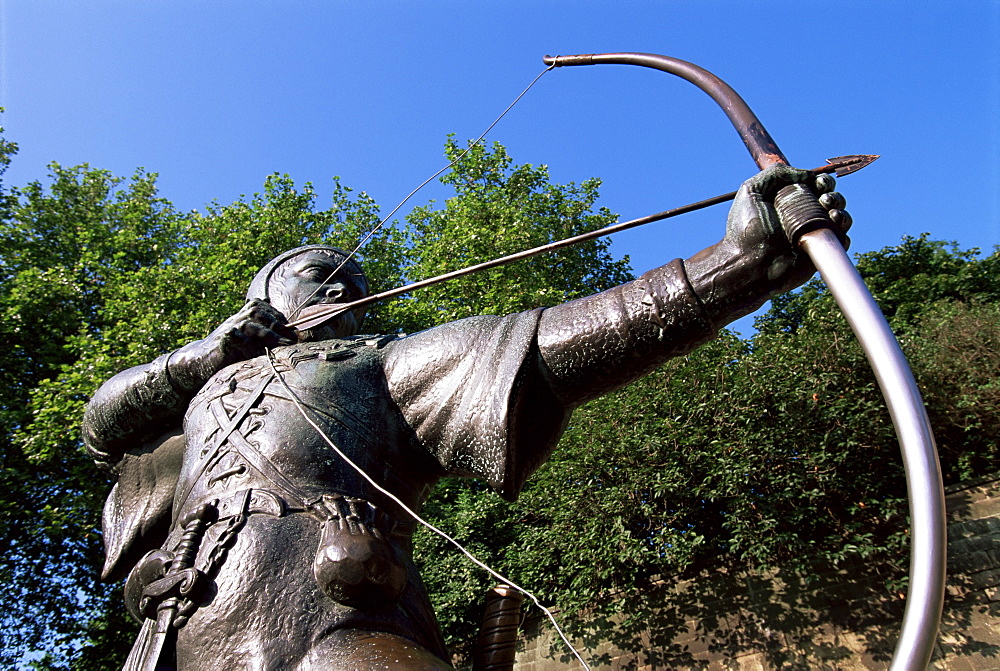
[83,165,850,670]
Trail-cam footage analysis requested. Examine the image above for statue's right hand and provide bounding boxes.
[167,300,296,392]
[203,299,297,363]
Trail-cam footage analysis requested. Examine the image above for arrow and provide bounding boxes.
[288,154,878,331]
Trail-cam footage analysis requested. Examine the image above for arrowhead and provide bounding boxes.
[825,154,880,177]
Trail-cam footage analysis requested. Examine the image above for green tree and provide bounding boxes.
[0,151,185,665]
[0,134,631,667]
[415,236,1000,662]
[757,234,1000,484]
[389,138,630,332]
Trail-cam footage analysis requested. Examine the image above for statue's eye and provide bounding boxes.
[302,266,331,281]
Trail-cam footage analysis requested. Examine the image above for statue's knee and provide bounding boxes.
[300,629,453,670]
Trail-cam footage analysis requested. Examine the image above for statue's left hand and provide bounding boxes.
[684,166,852,324]
[725,165,853,294]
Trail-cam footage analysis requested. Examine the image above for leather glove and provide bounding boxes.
[686,165,852,324]
[166,299,297,394]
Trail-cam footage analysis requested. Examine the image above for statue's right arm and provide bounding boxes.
[83,299,295,468]
[83,354,193,468]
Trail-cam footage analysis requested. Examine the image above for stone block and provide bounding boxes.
[951,534,1000,558]
[732,651,767,670]
[966,496,1000,522]
[950,550,995,574]
[938,656,979,671]
[969,568,1000,592]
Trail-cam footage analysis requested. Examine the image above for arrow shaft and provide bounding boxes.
[290,192,724,329]
[288,157,871,330]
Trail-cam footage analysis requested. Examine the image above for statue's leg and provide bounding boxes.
[297,629,454,670]
[174,512,326,668]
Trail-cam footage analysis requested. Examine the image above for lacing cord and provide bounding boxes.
[265,349,590,670]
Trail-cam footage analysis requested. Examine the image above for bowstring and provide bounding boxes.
[265,349,591,670]
[275,62,592,666]
[288,63,556,319]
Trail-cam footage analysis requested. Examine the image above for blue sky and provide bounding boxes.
[2,2,998,332]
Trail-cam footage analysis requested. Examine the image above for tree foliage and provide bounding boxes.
[0,154,185,666]
[414,234,1000,661]
[2,119,1000,668]
[395,137,630,330]
[0,134,629,668]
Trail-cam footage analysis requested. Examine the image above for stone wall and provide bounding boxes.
[507,475,1000,670]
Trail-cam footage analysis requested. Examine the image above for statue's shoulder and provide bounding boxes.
[313,333,406,355]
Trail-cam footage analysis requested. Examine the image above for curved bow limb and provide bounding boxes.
[545,52,945,670]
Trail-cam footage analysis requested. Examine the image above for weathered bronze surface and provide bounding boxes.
[82,168,850,669]
[82,53,865,671]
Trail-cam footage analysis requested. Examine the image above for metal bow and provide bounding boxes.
[542,51,945,670]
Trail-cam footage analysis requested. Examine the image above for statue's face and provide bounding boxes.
[268,250,367,340]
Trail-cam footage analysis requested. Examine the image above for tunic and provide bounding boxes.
[84,258,719,669]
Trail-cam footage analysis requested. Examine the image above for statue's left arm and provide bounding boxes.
[535,165,850,407]
[385,166,849,500]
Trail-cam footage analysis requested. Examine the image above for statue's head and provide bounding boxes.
[247,245,369,340]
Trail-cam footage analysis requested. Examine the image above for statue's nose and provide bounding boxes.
[324,283,348,301]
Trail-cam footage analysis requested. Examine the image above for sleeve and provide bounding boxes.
[536,258,716,407]
[384,260,720,501]
[384,311,569,501]
[83,352,191,469]
[99,428,185,581]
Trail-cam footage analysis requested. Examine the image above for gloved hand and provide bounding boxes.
[728,165,852,290]
[685,165,852,323]
[166,299,297,393]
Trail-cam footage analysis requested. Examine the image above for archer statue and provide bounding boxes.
[83,165,850,670]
